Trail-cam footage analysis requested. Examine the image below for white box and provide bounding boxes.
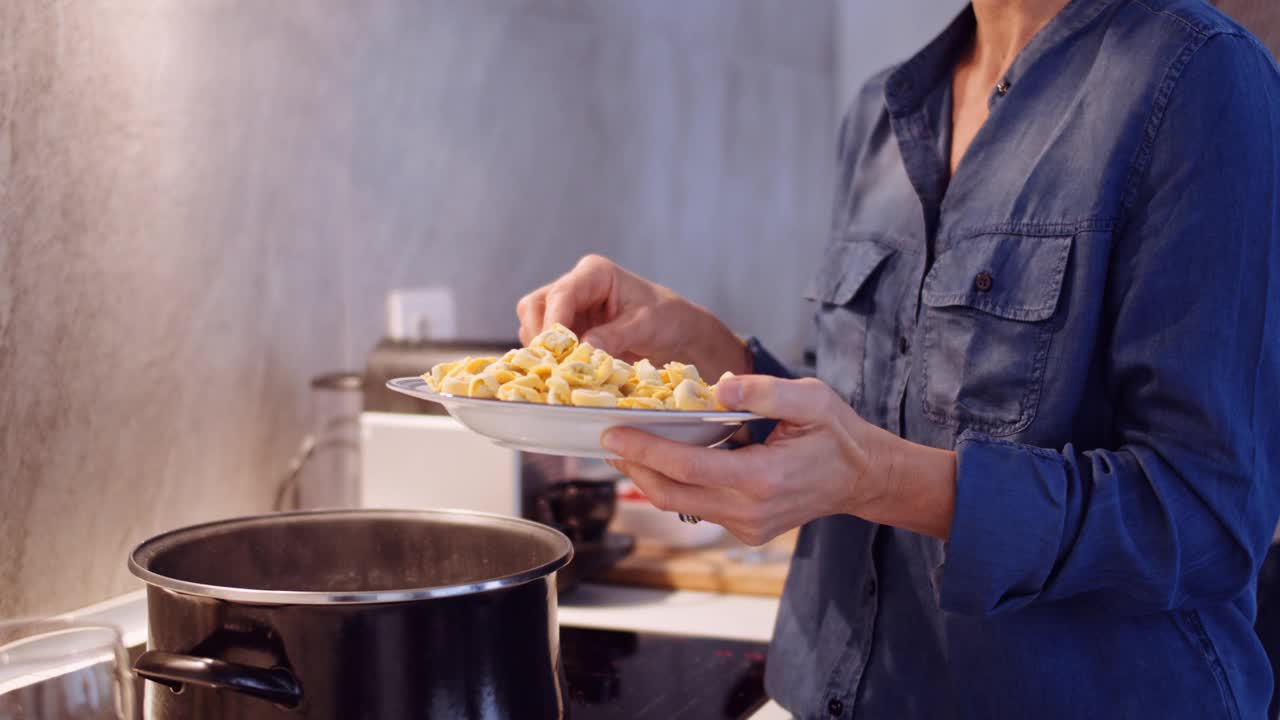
[359,412,521,517]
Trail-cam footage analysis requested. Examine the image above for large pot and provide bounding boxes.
[128,509,573,719]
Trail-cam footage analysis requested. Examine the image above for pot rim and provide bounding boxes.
[128,508,574,605]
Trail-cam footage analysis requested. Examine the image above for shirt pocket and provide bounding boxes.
[920,233,1071,435]
[804,233,895,409]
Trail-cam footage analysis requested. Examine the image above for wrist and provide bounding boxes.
[687,306,750,378]
[845,425,903,518]
[847,428,957,540]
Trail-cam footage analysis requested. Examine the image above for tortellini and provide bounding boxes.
[422,323,733,411]
[530,324,578,361]
[672,379,715,411]
[557,361,599,388]
[633,359,662,385]
[570,388,619,408]
[618,396,664,410]
[546,375,572,405]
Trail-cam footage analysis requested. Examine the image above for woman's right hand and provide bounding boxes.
[516,255,751,380]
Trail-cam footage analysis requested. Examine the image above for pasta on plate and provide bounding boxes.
[422,323,733,411]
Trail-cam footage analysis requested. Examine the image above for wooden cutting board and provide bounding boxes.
[600,531,795,597]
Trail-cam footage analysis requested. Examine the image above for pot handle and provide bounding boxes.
[134,650,303,707]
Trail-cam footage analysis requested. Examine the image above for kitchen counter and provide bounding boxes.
[560,583,779,642]
[65,583,790,719]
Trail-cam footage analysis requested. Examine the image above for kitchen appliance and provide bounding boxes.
[356,338,636,589]
[534,480,616,544]
[278,339,531,518]
[275,371,365,511]
[129,509,572,720]
[559,626,768,719]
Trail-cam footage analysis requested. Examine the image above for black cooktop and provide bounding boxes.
[560,626,769,719]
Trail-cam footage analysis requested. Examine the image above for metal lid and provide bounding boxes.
[128,509,573,605]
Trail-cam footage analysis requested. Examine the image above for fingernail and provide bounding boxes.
[601,428,622,453]
[717,379,742,408]
[583,333,606,352]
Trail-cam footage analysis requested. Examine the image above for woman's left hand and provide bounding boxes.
[603,375,914,546]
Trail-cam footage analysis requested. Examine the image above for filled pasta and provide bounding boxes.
[422,323,733,411]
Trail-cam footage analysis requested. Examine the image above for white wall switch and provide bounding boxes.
[386,287,457,341]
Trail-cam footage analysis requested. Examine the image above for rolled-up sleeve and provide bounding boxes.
[746,336,793,380]
[745,337,791,444]
[940,34,1280,616]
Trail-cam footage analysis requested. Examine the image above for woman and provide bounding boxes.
[517,0,1280,717]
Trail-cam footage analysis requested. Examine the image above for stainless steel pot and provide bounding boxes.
[128,509,573,719]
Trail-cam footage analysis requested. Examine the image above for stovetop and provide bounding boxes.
[560,626,768,719]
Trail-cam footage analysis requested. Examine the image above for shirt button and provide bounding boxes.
[898,335,910,355]
[975,271,994,292]
[828,698,845,716]
[995,78,1011,96]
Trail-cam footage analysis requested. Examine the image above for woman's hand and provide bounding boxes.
[603,375,958,545]
[516,255,750,379]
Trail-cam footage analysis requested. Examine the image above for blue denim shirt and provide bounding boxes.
[752,2,1280,718]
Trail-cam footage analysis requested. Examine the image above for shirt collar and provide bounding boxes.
[884,7,976,119]
[884,0,1120,119]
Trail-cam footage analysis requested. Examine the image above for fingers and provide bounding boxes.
[602,427,740,488]
[613,457,781,546]
[541,255,616,332]
[517,256,617,343]
[516,290,547,345]
[582,307,654,357]
[716,376,836,424]
[611,460,722,520]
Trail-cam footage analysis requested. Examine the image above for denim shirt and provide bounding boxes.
[752,1,1280,718]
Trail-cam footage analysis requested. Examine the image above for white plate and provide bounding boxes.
[386,377,760,459]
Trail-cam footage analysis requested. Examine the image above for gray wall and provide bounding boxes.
[835,0,966,116]
[0,1,835,618]
[343,2,835,362]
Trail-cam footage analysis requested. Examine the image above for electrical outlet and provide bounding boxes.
[386,287,457,341]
